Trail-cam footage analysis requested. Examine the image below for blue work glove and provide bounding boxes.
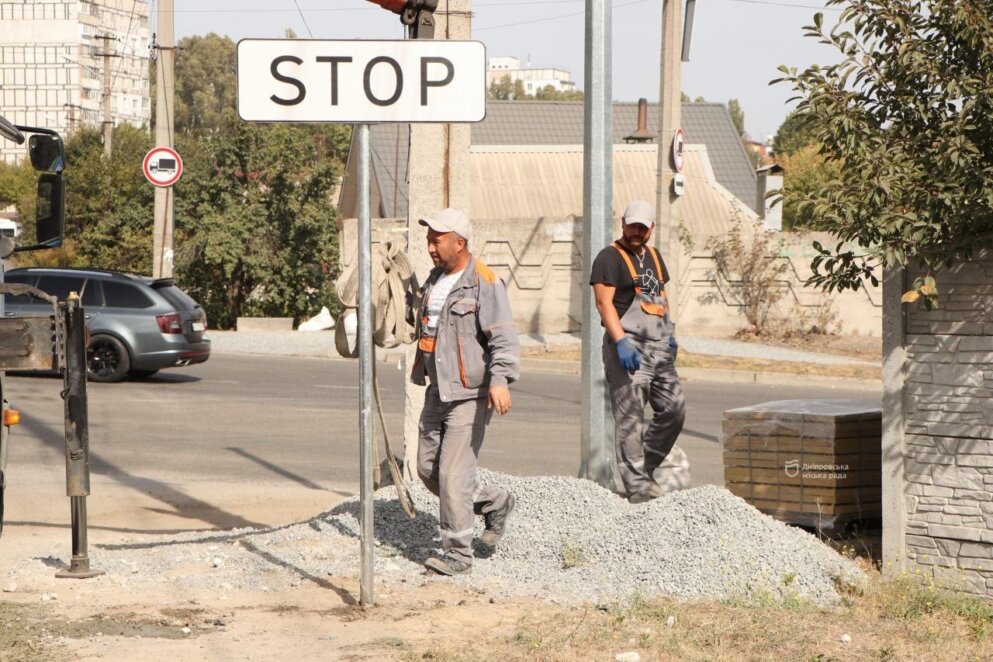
[668,335,678,358]
[615,337,641,372]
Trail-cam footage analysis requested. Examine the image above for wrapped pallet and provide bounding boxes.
[722,399,882,531]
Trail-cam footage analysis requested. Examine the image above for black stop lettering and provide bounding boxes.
[420,57,454,106]
[316,56,352,106]
[270,55,306,106]
[363,56,403,107]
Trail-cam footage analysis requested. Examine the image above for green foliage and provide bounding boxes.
[173,113,349,329]
[728,98,746,136]
[772,110,818,157]
[154,33,237,135]
[0,159,35,207]
[487,76,527,100]
[533,84,584,101]
[776,144,842,230]
[487,76,583,101]
[773,0,993,299]
[14,31,350,329]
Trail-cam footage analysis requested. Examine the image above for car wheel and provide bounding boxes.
[86,334,131,383]
[129,369,159,379]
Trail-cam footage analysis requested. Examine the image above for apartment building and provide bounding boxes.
[0,0,151,162]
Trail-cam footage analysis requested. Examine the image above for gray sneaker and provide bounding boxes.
[424,555,472,576]
[481,493,516,547]
[628,482,664,504]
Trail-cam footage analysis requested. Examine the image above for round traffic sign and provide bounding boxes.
[142,146,183,187]
[672,128,685,173]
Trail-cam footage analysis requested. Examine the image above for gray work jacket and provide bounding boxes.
[410,256,520,403]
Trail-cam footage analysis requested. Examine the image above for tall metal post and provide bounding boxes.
[579,0,615,489]
[56,294,103,579]
[153,0,176,278]
[357,124,375,606]
[656,0,683,319]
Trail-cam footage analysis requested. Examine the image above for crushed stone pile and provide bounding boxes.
[6,471,865,606]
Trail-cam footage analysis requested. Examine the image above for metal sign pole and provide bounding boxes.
[579,0,616,490]
[357,123,375,606]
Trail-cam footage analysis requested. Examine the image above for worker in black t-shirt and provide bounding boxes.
[589,200,686,504]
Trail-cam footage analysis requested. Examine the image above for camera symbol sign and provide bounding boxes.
[143,146,183,187]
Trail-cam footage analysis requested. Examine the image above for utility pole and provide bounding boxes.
[153,0,176,278]
[578,0,615,489]
[656,0,685,320]
[401,0,472,480]
[97,34,119,158]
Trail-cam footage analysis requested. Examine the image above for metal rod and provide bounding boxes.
[357,123,375,606]
[579,0,615,490]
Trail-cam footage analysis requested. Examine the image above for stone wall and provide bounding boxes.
[341,217,882,338]
[900,253,993,597]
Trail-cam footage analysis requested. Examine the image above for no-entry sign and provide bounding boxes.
[236,39,487,123]
[143,146,183,187]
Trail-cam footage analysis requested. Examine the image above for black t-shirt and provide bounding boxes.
[589,242,670,319]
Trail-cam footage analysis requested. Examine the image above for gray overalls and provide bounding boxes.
[602,242,686,495]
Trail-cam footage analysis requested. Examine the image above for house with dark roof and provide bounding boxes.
[337,101,880,336]
[339,101,759,222]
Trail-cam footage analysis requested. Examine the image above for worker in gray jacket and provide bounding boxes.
[590,200,686,503]
[411,208,520,576]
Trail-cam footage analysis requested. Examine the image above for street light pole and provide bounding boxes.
[579,0,615,490]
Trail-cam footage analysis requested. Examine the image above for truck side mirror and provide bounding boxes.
[28,134,65,173]
[34,173,65,247]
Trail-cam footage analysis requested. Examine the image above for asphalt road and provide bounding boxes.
[4,354,880,506]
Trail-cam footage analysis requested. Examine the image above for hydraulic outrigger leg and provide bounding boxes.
[55,294,103,579]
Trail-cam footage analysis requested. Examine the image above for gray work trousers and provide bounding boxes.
[603,334,687,495]
[417,386,509,564]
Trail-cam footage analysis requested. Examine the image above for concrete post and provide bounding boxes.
[656,0,682,319]
[402,1,473,480]
[881,265,908,575]
[153,0,176,278]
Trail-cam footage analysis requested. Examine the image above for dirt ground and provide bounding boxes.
[0,490,532,661]
[0,333,899,661]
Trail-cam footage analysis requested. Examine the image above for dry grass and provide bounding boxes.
[397,565,993,662]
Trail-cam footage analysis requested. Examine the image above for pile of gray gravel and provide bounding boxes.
[6,471,865,607]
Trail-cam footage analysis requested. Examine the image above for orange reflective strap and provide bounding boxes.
[647,247,665,283]
[418,336,436,353]
[611,242,642,293]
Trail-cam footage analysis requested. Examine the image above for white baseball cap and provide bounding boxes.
[623,200,656,227]
[418,208,471,241]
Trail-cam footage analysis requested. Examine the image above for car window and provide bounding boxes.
[81,280,102,307]
[36,275,86,302]
[153,284,199,311]
[102,281,154,309]
[2,272,37,306]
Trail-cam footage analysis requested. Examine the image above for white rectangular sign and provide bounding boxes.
[237,39,487,123]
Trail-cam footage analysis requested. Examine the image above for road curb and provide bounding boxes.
[520,357,881,391]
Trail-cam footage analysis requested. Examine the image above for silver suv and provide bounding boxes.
[3,267,210,382]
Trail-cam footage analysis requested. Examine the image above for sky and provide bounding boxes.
[167,0,845,141]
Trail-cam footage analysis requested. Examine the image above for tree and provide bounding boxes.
[154,33,238,135]
[173,114,350,328]
[487,76,528,100]
[774,1,993,304]
[534,84,584,101]
[772,110,817,157]
[776,144,842,230]
[728,98,746,136]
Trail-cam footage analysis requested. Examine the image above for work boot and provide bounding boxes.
[424,555,472,576]
[628,482,664,504]
[481,493,516,547]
